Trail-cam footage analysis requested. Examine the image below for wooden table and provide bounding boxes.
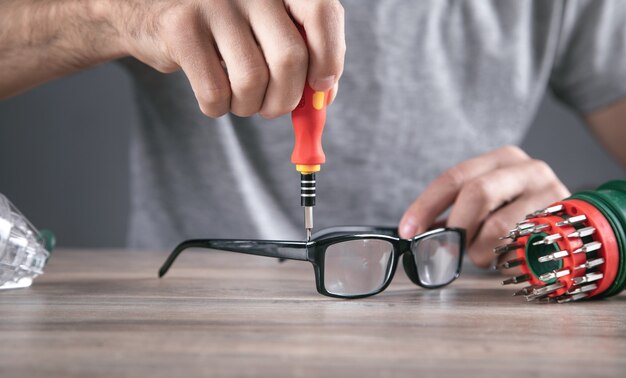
[1,249,625,377]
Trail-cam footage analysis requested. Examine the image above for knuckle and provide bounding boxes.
[548,180,570,198]
[527,159,570,197]
[231,106,257,118]
[159,5,199,40]
[197,86,231,118]
[259,97,299,119]
[272,43,308,73]
[312,0,344,18]
[200,105,228,118]
[310,1,346,75]
[462,178,495,213]
[530,159,555,179]
[501,145,529,161]
[199,104,228,118]
[439,166,465,190]
[158,6,203,62]
[231,64,268,94]
[259,107,283,120]
[231,92,263,117]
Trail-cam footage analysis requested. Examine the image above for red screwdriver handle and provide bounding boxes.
[291,25,328,174]
[291,83,328,172]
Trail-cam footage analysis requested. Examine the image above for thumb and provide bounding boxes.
[286,0,346,91]
[399,205,424,239]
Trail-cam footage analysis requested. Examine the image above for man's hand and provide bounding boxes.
[398,146,570,269]
[115,0,344,118]
[0,0,345,119]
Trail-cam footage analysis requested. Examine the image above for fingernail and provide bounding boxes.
[312,76,336,91]
[400,220,417,238]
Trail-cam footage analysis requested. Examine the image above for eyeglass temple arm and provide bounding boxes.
[158,239,309,277]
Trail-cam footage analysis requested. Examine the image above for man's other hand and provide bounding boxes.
[398,145,570,270]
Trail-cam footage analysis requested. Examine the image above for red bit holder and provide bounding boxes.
[496,180,626,303]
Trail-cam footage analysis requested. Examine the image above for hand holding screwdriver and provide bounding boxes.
[0,0,345,117]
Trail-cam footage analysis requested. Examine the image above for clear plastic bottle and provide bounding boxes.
[0,193,54,289]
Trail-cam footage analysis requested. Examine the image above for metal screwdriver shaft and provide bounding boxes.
[301,173,316,241]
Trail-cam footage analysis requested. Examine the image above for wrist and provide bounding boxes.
[85,0,127,59]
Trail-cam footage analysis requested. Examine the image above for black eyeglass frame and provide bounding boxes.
[159,226,465,299]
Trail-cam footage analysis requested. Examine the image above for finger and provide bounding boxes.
[248,1,308,118]
[398,145,530,238]
[328,81,339,105]
[286,0,346,91]
[447,159,558,244]
[208,7,268,117]
[468,196,536,269]
[470,182,570,269]
[167,14,230,118]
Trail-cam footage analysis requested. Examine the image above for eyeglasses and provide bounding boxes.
[159,226,465,299]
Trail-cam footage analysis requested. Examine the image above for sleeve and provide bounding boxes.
[549,0,626,113]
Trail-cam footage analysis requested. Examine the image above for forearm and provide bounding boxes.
[585,97,626,169]
[0,0,123,99]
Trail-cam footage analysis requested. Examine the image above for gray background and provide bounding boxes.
[0,62,623,247]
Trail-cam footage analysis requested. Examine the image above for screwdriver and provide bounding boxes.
[291,27,330,241]
[291,79,329,241]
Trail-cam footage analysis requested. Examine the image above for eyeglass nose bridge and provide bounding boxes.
[391,239,421,287]
[397,239,413,254]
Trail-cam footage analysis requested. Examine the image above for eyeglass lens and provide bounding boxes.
[411,231,461,286]
[323,239,394,296]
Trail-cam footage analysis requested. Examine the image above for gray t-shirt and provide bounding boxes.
[123,0,626,249]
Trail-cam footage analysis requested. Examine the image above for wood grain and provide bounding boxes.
[1,248,625,377]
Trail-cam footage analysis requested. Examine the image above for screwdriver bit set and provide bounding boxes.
[495,180,626,303]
